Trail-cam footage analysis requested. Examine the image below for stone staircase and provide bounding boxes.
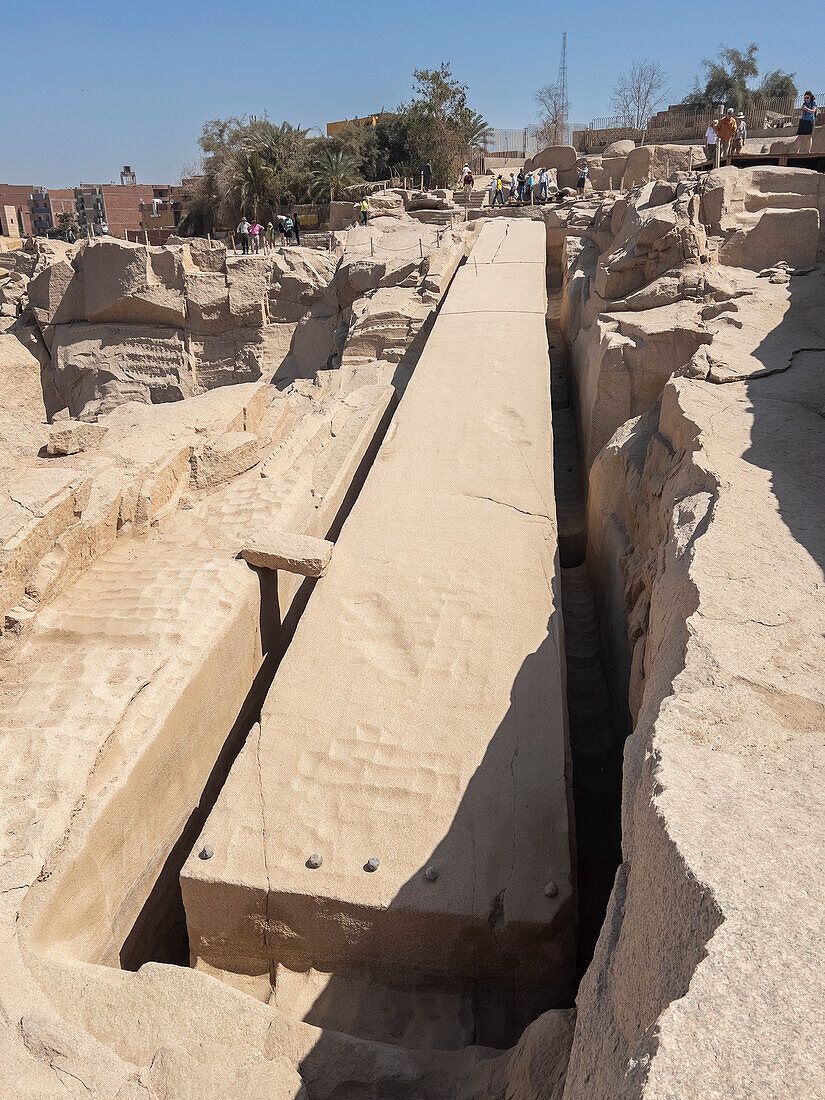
[452,180,493,207]
[407,207,459,226]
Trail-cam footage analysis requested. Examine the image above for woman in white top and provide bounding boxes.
[705,122,718,161]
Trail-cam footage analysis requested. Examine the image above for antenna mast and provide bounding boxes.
[557,32,568,145]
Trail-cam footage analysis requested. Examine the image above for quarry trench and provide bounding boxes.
[112,232,627,1066]
[19,220,631,1090]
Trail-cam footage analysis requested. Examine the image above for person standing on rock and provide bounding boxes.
[249,221,263,253]
[422,161,432,190]
[538,168,548,201]
[491,174,505,207]
[705,120,719,160]
[508,172,517,204]
[266,221,275,252]
[360,198,369,226]
[237,216,250,254]
[463,167,474,199]
[576,161,589,195]
[292,213,301,246]
[792,92,818,154]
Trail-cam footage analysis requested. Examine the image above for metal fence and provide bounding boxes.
[485,127,542,156]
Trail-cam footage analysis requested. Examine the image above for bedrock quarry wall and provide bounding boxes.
[182,218,577,1052]
[555,165,825,1098]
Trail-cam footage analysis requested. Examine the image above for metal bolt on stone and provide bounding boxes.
[365,857,381,872]
[306,853,323,869]
[424,866,438,882]
[544,881,559,898]
[198,845,214,860]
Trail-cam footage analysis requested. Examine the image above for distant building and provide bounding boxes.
[139,187,177,230]
[326,114,380,136]
[0,185,35,236]
[1,171,176,238]
[29,188,76,234]
[74,182,173,237]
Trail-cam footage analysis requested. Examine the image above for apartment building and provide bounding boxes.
[0,185,35,236]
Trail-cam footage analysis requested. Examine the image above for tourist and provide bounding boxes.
[292,213,301,246]
[576,161,589,194]
[360,198,369,226]
[731,114,746,155]
[525,171,534,203]
[705,120,719,159]
[488,175,496,206]
[517,168,526,203]
[714,109,738,159]
[508,172,517,204]
[791,91,818,154]
[538,168,548,201]
[236,216,250,254]
[422,161,433,190]
[491,174,505,207]
[282,215,294,243]
[249,221,262,253]
[463,167,474,198]
[266,221,275,252]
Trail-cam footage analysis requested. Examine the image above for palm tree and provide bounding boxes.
[463,109,492,150]
[310,147,362,202]
[219,149,274,222]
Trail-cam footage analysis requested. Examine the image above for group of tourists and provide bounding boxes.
[705,108,748,159]
[235,214,301,254]
[465,160,591,208]
[465,165,559,207]
[705,91,818,160]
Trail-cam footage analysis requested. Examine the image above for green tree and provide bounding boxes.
[757,69,798,101]
[219,150,274,222]
[310,147,362,202]
[680,44,796,111]
[372,113,419,179]
[463,110,492,149]
[401,64,487,186]
[247,119,312,205]
[327,120,381,179]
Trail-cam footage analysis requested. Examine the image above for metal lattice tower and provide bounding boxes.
[557,32,568,145]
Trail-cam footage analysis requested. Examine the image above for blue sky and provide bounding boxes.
[3,0,819,187]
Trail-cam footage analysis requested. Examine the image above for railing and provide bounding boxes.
[580,93,824,150]
[573,126,645,151]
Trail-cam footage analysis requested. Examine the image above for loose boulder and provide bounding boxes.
[623,143,705,188]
